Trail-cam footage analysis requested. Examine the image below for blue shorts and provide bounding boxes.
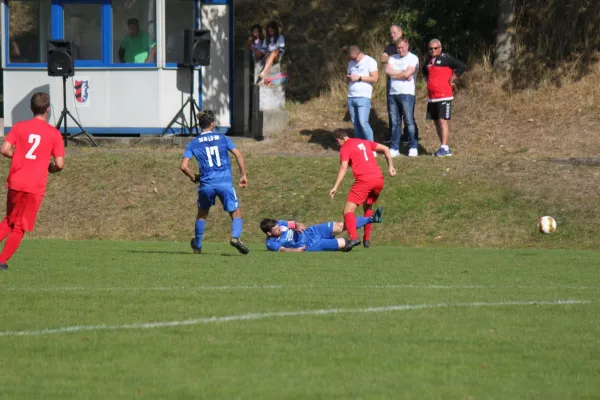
[304,222,340,252]
[197,185,239,212]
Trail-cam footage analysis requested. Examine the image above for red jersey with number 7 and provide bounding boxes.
[340,138,383,181]
[5,118,65,195]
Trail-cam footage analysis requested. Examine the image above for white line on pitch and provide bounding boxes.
[0,300,591,337]
[2,284,600,292]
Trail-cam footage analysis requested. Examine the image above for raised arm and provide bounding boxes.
[230,148,248,187]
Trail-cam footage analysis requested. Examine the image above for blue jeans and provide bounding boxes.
[347,97,374,142]
[386,81,419,143]
[388,94,417,150]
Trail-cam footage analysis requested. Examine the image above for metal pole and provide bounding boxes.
[63,76,68,147]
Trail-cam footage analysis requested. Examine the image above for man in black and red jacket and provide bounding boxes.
[422,39,467,157]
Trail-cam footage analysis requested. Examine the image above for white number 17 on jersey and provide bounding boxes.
[205,146,222,167]
[357,143,369,161]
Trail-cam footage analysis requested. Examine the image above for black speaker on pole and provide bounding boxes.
[183,29,211,66]
[47,40,74,77]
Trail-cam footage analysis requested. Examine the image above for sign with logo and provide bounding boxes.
[74,77,90,107]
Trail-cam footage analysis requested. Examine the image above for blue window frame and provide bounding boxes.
[4,0,159,69]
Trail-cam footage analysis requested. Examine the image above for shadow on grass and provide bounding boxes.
[126,250,249,257]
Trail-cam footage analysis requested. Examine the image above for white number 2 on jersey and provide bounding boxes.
[357,143,369,161]
[25,134,41,160]
[205,146,222,167]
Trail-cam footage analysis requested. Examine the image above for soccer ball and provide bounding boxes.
[537,216,557,234]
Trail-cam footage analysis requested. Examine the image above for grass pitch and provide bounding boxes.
[1,240,599,399]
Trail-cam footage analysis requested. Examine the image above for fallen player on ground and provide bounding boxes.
[260,207,382,252]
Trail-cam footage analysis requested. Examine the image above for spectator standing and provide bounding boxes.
[380,25,419,146]
[346,45,379,142]
[422,39,467,157]
[385,38,419,157]
[257,21,285,84]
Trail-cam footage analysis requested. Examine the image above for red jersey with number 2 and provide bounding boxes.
[5,118,65,195]
[340,138,383,181]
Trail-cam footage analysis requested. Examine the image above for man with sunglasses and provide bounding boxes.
[423,39,467,157]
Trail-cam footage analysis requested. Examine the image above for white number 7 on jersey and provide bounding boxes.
[25,134,41,160]
[205,146,222,167]
[357,143,369,161]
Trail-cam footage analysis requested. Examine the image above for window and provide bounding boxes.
[165,0,196,65]
[111,0,157,64]
[63,4,102,61]
[7,0,51,64]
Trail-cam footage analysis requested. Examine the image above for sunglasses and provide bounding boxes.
[429,46,440,50]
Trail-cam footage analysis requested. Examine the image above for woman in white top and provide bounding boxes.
[258,20,285,84]
[246,24,264,61]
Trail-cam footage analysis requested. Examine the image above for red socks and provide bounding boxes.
[0,228,24,264]
[344,212,358,240]
[0,219,11,243]
[363,209,374,242]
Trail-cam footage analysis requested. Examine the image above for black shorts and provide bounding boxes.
[426,100,453,120]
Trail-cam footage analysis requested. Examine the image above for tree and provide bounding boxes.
[494,0,516,73]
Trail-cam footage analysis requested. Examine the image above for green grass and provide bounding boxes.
[1,240,599,399]
[8,146,600,249]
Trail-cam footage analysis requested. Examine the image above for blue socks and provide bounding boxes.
[194,219,206,248]
[356,216,371,229]
[232,218,243,239]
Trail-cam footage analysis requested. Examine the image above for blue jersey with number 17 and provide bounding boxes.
[182,132,236,186]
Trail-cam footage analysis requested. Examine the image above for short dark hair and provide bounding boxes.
[127,18,139,27]
[334,130,350,140]
[30,92,50,115]
[197,110,215,129]
[250,24,262,32]
[260,218,278,234]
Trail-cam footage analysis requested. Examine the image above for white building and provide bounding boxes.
[1,0,234,135]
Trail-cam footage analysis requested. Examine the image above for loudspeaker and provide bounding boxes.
[47,40,74,77]
[183,29,211,66]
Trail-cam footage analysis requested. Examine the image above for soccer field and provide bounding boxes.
[1,240,599,399]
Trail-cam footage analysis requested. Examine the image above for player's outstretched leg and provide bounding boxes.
[229,209,249,255]
[191,208,209,254]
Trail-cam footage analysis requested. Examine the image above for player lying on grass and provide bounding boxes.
[180,110,249,255]
[260,207,382,252]
[329,130,396,252]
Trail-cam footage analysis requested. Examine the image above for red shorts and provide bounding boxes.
[347,177,384,205]
[4,190,44,232]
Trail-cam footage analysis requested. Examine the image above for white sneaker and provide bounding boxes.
[408,148,418,157]
[390,149,401,158]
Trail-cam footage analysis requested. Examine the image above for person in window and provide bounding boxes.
[257,21,285,84]
[246,24,264,61]
[118,18,155,63]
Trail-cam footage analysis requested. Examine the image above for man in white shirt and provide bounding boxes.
[385,38,419,157]
[347,45,379,142]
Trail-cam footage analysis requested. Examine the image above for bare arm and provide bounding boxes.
[374,143,397,177]
[380,53,390,63]
[180,157,199,183]
[230,148,248,187]
[48,156,65,173]
[279,246,307,253]
[329,160,349,199]
[386,65,416,80]
[0,141,14,159]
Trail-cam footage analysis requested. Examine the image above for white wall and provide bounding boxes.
[2,69,201,131]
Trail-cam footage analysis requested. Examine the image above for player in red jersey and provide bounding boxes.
[329,131,396,251]
[0,92,65,270]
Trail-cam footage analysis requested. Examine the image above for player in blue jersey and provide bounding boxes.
[180,110,249,255]
[260,207,382,252]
